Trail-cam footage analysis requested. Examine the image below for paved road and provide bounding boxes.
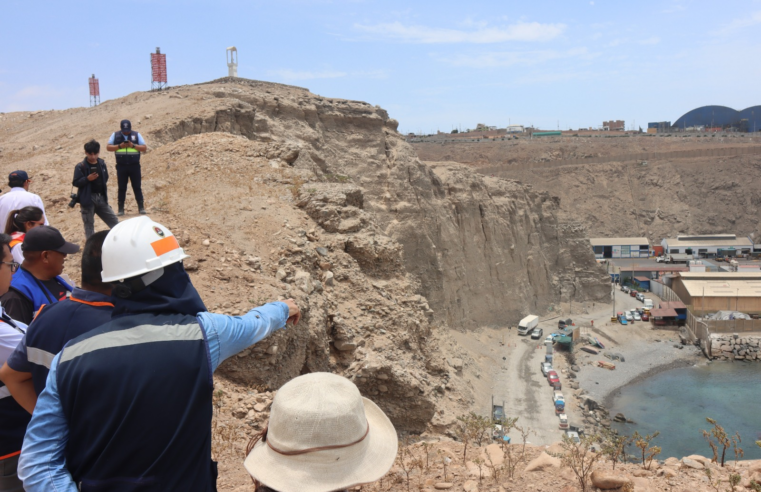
[492,325,568,446]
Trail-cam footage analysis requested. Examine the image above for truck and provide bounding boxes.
[657,253,692,264]
[643,298,653,310]
[517,315,539,335]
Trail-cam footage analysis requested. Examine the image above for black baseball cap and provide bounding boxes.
[22,226,80,254]
[120,119,132,132]
[9,170,30,182]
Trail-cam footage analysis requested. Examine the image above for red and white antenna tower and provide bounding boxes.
[150,47,167,91]
[89,74,100,107]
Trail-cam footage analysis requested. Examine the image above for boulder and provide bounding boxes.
[590,470,630,489]
[434,483,453,490]
[482,443,504,466]
[631,476,655,492]
[524,452,561,472]
[681,457,704,469]
[657,466,678,478]
[614,412,627,422]
[462,480,478,492]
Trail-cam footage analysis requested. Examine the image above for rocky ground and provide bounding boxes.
[412,135,761,244]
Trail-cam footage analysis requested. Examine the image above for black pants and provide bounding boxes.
[116,164,143,204]
[0,454,23,492]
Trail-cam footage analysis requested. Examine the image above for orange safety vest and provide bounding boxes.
[9,231,24,249]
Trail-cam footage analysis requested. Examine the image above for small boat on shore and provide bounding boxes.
[581,346,599,355]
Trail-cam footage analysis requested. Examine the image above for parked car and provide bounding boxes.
[636,292,645,302]
[545,335,555,344]
[565,431,581,444]
[541,362,552,376]
[547,371,561,389]
[622,286,630,293]
[634,312,642,321]
[531,328,544,340]
[558,320,566,329]
[558,413,569,429]
[625,312,633,321]
[629,290,637,297]
[656,256,666,263]
[641,312,650,321]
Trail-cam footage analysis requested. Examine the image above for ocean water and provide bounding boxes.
[609,362,761,461]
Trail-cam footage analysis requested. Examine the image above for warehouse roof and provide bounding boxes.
[663,236,752,248]
[634,276,651,282]
[679,279,761,298]
[619,266,689,272]
[661,301,687,309]
[677,272,761,280]
[589,237,649,247]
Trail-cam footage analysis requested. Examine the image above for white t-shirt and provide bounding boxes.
[0,306,27,365]
[0,188,49,233]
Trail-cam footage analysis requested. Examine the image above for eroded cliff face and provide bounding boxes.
[174,78,609,328]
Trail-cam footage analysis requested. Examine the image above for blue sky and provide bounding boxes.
[1,0,760,133]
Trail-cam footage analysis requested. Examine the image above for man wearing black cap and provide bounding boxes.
[0,226,79,324]
[0,171,48,233]
[106,120,147,216]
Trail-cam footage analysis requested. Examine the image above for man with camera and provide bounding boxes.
[106,120,147,216]
[72,140,119,239]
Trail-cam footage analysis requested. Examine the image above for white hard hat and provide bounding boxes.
[101,216,189,283]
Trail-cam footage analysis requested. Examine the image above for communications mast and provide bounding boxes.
[150,47,167,91]
[227,47,238,77]
[89,74,100,107]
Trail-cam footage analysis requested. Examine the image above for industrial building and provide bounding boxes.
[603,120,625,131]
[670,272,761,314]
[617,266,689,283]
[672,105,760,133]
[590,237,649,259]
[647,121,671,134]
[661,234,753,257]
[506,125,525,133]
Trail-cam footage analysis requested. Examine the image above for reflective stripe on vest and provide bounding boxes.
[9,232,24,249]
[27,346,56,369]
[60,322,204,364]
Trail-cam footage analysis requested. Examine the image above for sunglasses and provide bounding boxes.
[1,261,19,273]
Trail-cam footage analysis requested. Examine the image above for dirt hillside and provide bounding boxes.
[412,135,761,244]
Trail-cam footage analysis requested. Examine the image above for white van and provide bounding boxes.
[517,315,539,335]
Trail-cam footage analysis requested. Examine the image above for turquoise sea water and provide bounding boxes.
[609,362,761,460]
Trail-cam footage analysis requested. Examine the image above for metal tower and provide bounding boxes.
[89,74,100,107]
[150,47,167,91]
[227,47,238,77]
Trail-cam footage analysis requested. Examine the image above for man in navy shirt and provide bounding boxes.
[0,231,113,412]
[18,217,300,492]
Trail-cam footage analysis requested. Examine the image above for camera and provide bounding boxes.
[68,193,79,208]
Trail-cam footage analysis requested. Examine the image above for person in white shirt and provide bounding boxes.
[0,172,48,234]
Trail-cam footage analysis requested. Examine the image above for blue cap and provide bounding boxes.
[120,119,132,132]
[9,170,29,182]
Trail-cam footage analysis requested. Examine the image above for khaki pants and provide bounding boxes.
[0,454,23,492]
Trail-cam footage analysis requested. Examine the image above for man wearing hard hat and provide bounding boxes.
[18,216,300,492]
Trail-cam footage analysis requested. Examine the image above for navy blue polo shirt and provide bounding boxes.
[7,288,113,395]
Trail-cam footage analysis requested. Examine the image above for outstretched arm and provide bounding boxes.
[198,300,299,372]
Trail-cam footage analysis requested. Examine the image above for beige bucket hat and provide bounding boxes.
[244,372,398,492]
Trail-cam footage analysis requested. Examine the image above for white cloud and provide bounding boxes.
[712,10,761,35]
[353,20,566,44]
[267,69,347,81]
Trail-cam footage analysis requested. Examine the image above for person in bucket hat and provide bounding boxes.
[245,372,398,492]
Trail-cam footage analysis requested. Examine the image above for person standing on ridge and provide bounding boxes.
[0,226,78,325]
[0,231,113,414]
[73,140,119,238]
[18,216,301,492]
[106,120,147,216]
[0,171,48,233]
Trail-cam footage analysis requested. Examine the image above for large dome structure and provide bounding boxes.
[673,105,761,131]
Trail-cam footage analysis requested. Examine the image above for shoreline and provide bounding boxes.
[602,355,705,409]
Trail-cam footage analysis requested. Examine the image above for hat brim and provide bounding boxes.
[244,397,398,492]
[55,241,81,255]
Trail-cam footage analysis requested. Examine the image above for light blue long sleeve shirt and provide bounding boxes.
[18,302,289,492]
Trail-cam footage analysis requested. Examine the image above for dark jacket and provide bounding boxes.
[72,158,109,207]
